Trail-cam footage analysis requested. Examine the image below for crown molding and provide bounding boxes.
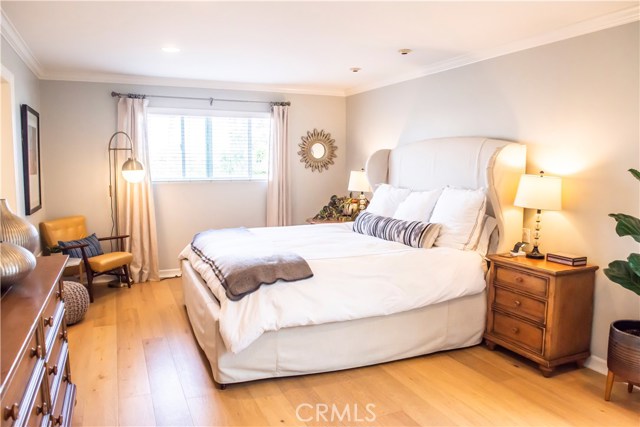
[2,4,637,98]
[40,71,346,97]
[0,9,44,78]
[345,4,640,96]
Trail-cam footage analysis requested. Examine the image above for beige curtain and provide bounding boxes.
[266,104,290,226]
[116,97,160,282]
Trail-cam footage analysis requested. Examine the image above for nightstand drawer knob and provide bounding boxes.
[512,327,519,334]
[514,300,521,306]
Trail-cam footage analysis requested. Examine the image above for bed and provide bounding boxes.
[180,136,526,387]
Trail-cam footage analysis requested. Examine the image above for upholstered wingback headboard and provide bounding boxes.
[365,137,526,254]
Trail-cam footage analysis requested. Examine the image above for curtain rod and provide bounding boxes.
[110,91,290,107]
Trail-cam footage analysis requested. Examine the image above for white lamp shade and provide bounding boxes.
[348,170,371,193]
[514,173,562,211]
[121,158,146,183]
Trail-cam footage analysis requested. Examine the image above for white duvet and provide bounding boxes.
[179,223,487,354]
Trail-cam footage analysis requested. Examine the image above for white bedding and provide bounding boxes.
[179,223,487,354]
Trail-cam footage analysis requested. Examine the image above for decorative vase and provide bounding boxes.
[1,242,37,290]
[605,320,640,400]
[608,320,640,382]
[1,199,39,253]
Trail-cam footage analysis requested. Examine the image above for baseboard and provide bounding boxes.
[160,268,181,279]
[585,355,607,375]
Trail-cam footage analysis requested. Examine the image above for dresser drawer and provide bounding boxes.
[492,312,544,354]
[1,332,41,427]
[49,358,74,427]
[495,266,548,297]
[45,318,68,400]
[493,287,547,324]
[41,292,64,347]
[22,369,49,427]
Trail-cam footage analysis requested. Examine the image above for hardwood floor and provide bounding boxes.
[68,278,640,426]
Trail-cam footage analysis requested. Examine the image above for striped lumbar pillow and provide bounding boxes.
[353,211,441,249]
[58,233,104,259]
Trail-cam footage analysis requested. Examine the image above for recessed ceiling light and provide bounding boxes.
[398,49,412,55]
[162,46,181,53]
[350,67,361,73]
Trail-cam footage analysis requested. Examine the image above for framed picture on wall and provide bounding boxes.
[21,104,41,215]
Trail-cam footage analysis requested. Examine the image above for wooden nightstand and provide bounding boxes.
[484,254,598,377]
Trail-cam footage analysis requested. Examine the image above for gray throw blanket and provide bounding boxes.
[191,228,313,301]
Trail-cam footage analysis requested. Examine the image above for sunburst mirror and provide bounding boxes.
[298,129,337,172]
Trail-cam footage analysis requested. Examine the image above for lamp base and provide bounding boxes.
[526,245,545,260]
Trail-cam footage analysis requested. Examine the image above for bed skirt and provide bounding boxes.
[181,259,487,385]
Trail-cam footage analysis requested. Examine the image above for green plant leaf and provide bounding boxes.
[604,260,640,296]
[628,253,640,278]
[629,168,640,182]
[609,213,640,243]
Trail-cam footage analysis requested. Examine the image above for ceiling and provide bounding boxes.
[1,1,638,96]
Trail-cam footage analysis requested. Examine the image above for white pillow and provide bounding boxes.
[430,187,486,250]
[393,189,442,222]
[475,215,498,257]
[366,184,411,217]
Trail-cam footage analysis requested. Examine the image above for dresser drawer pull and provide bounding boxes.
[35,402,49,415]
[43,315,55,327]
[514,300,522,306]
[59,329,68,342]
[512,327,519,334]
[3,403,19,421]
[56,289,64,301]
[30,345,43,359]
[63,372,71,383]
[53,414,64,426]
[48,364,59,376]
[515,276,524,283]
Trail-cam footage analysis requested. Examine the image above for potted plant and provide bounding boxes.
[603,168,640,401]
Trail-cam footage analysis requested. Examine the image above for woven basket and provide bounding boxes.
[63,281,90,325]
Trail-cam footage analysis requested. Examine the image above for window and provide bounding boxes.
[147,109,270,181]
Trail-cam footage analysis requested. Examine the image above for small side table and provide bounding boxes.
[63,256,84,283]
[484,254,598,377]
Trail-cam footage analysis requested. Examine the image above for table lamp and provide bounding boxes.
[348,169,372,211]
[514,171,562,259]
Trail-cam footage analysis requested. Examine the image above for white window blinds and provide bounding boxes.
[147,110,270,181]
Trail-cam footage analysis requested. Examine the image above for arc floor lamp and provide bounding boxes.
[107,131,145,246]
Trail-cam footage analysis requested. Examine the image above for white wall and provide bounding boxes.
[1,37,45,240]
[40,81,346,271]
[346,23,640,361]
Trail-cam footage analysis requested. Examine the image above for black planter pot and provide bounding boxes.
[604,320,640,401]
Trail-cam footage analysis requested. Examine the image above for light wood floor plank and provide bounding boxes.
[80,324,119,426]
[143,336,194,426]
[118,394,157,426]
[67,279,639,427]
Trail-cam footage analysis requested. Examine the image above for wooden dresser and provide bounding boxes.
[484,254,598,377]
[1,256,76,426]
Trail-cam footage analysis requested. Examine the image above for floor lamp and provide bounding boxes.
[107,131,145,251]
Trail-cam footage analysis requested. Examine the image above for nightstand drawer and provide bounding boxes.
[495,266,548,297]
[492,312,544,354]
[494,287,546,324]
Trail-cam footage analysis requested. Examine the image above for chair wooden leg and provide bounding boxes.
[86,270,95,303]
[628,382,635,393]
[605,370,615,401]
[123,265,131,288]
